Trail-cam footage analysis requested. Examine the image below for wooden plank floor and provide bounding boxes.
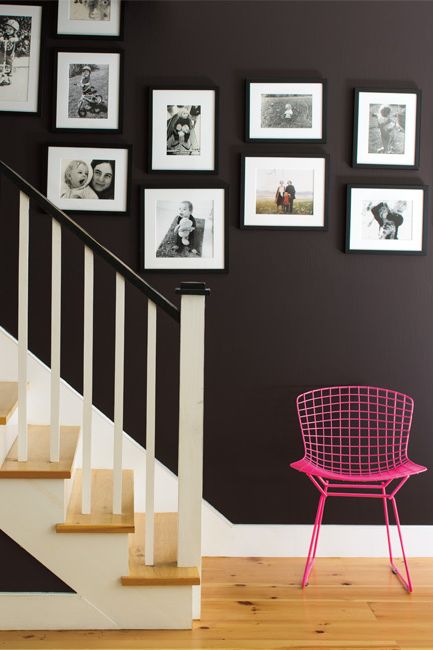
[1,557,433,649]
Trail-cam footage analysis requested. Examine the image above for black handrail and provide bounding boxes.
[0,160,180,322]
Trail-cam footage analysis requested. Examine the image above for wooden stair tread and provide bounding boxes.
[121,513,200,586]
[0,425,80,478]
[56,469,135,533]
[0,381,18,425]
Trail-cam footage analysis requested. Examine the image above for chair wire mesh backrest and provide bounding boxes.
[296,386,414,477]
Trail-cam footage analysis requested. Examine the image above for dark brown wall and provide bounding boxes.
[1,3,432,586]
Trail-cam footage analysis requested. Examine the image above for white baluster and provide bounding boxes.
[145,300,157,565]
[113,273,125,514]
[177,283,208,571]
[18,192,30,462]
[82,247,94,514]
[50,219,62,462]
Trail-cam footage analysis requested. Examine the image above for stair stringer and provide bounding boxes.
[0,477,193,629]
[0,594,116,630]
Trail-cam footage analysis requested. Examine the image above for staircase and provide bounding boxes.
[0,160,209,630]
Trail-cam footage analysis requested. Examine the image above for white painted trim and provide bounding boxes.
[113,273,125,515]
[177,294,205,569]
[145,300,157,565]
[18,192,29,462]
[82,247,94,514]
[1,325,432,558]
[0,421,18,467]
[50,219,62,462]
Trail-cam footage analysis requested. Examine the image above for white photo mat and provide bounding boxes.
[0,4,42,113]
[47,146,128,213]
[355,91,418,166]
[248,82,323,140]
[57,0,121,37]
[151,89,216,171]
[143,188,225,270]
[243,156,326,228]
[55,51,120,130]
[348,187,425,253]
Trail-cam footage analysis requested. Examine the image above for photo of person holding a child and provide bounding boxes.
[166,105,201,156]
[60,158,115,200]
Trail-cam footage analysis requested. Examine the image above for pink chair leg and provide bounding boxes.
[383,496,413,592]
[302,494,326,588]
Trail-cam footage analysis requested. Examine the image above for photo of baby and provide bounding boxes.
[69,0,111,22]
[166,105,201,156]
[59,158,116,200]
[155,198,215,258]
[61,160,98,199]
[260,93,313,129]
[174,205,196,247]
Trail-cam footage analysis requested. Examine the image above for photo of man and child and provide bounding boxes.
[166,105,201,155]
[60,159,115,200]
[362,199,412,241]
[255,168,314,216]
[0,14,31,98]
[368,103,406,155]
[155,199,215,258]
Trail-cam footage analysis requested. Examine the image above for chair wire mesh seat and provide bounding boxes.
[290,386,427,592]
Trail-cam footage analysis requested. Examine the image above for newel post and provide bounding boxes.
[176,282,210,569]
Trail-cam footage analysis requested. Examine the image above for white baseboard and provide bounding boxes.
[1,325,432,558]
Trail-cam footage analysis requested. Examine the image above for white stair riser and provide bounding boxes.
[0,421,18,467]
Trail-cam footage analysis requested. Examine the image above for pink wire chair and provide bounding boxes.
[290,386,427,592]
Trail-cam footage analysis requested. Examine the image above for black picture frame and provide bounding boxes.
[140,182,229,273]
[245,78,327,143]
[56,0,124,40]
[46,143,132,216]
[148,85,219,174]
[346,184,428,255]
[352,88,421,169]
[52,48,123,133]
[240,152,329,231]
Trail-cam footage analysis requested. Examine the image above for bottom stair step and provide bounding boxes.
[121,513,200,586]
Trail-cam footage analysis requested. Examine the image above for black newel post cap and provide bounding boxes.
[176,282,211,296]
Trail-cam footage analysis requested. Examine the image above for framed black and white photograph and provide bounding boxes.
[149,87,218,172]
[346,185,428,254]
[0,4,42,113]
[47,145,130,214]
[353,89,421,168]
[54,50,121,132]
[241,154,328,230]
[246,79,326,142]
[141,187,227,271]
[57,0,122,38]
